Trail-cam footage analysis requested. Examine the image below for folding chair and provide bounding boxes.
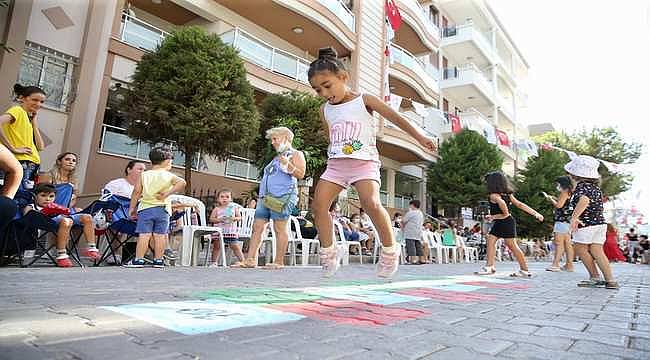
[94,194,138,266]
[5,189,82,267]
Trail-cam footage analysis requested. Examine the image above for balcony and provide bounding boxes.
[442,22,495,66]
[378,95,440,163]
[317,0,355,32]
[212,0,355,57]
[440,63,494,106]
[221,28,310,85]
[119,12,169,52]
[395,0,440,53]
[389,43,439,105]
[497,94,515,122]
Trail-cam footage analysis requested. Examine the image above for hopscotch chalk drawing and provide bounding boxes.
[102,275,529,335]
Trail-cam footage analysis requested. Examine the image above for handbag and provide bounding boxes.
[263,194,292,213]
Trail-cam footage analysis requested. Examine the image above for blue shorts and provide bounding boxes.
[52,213,87,226]
[135,207,170,234]
[553,222,570,234]
[254,197,295,221]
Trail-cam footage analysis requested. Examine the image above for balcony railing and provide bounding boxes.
[442,22,495,61]
[99,124,196,169]
[317,0,355,32]
[119,12,170,52]
[221,28,310,84]
[497,94,515,121]
[390,43,439,92]
[386,93,441,147]
[401,0,440,41]
[442,63,493,100]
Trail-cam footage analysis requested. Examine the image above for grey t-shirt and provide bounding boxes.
[402,209,424,240]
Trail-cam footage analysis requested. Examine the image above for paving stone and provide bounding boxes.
[569,340,648,359]
[498,342,621,360]
[419,347,498,360]
[457,318,539,335]
[630,337,650,351]
[508,317,587,331]
[418,330,513,356]
[533,326,626,347]
[475,328,574,350]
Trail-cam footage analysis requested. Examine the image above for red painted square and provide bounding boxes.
[396,288,497,303]
[459,281,531,290]
[269,300,429,326]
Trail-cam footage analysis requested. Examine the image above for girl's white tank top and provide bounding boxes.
[323,94,379,163]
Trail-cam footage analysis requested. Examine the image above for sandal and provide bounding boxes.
[475,265,496,275]
[605,281,619,290]
[263,263,284,270]
[510,270,532,278]
[577,278,604,288]
[545,266,561,272]
[230,258,257,268]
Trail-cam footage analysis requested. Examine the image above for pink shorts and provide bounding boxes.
[320,158,381,188]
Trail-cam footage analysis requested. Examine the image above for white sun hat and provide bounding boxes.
[564,155,601,179]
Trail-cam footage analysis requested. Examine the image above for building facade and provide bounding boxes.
[0,0,531,215]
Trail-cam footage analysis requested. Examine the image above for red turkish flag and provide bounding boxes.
[449,114,462,134]
[495,129,510,146]
[385,0,402,31]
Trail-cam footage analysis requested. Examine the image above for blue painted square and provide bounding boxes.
[301,287,428,305]
[101,300,304,335]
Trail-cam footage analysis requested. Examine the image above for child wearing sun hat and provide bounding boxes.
[565,155,618,289]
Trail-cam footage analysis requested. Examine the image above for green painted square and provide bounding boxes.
[194,288,323,304]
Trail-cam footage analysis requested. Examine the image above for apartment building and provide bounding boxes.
[0,0,530,215]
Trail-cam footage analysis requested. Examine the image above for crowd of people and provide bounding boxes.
[0,43,642,291]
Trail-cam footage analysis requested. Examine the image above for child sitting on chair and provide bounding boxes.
[209,189,243,266]
[24,183,101,267]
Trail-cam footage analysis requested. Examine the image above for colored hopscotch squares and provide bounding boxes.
[396,288,498,303]
[101,276,528,335]
[101,300,304,335]
[269,299,430,326]
[194,288,324,304]
[300,286,429,305]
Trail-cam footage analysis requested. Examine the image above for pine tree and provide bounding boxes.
[121,26,259,193]
[512,149,569,238]
[427,129,503,216]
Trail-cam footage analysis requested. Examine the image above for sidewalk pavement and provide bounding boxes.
[0,261,648,360]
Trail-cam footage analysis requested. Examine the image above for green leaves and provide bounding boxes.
[119,26,259,192]
[512,149,569,238]
[254,91,326,179]
[533,127,642,197]
[427,130,503,214]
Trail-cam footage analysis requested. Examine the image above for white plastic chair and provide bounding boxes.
[170,195,224,267]
[433,232,455,263]
[287,216,320,266]
[333,220,363,265]
[458,236,478,263]
[423,230,443,264]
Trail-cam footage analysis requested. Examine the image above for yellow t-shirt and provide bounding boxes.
[2,105,40,164]
[138,169,177,214]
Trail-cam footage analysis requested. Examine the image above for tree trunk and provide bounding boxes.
[184,145,193,195]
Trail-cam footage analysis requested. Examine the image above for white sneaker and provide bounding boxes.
[376,243,400,278]
[320,245,340,278]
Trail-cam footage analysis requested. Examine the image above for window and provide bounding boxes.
[225,156,259,181]
[17,41,77,111]
[395,172,420,209]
